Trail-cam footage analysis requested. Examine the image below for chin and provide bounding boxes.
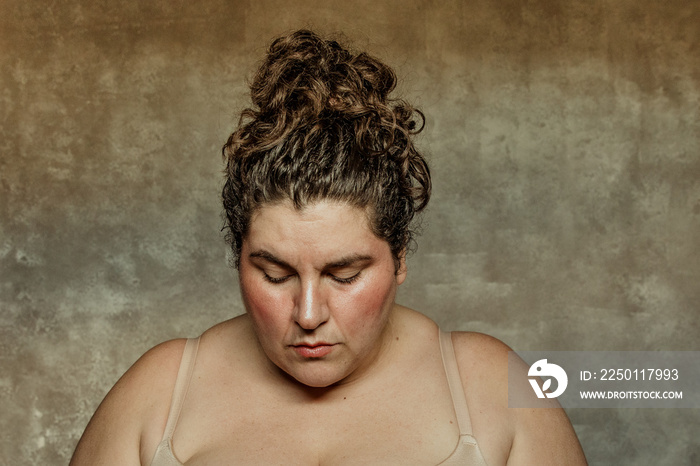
[297,378,336,389]
[286,365,345,389]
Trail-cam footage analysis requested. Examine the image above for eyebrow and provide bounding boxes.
[248,250,373,270]
[248,250,291,268]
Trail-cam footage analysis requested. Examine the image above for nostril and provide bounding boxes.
[294,304,329,330]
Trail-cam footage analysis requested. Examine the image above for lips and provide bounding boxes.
[292,342,335,358]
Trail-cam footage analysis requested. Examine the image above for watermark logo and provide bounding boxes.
[509,351,697,408]
[528,359,568,398]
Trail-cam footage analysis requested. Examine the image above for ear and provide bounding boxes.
[395,251,407,285]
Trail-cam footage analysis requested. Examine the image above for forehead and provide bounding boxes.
[245,201,384,259]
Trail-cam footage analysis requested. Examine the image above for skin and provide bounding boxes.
[238,200,405,389]
[70,200,587,465]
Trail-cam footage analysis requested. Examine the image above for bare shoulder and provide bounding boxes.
[451,331,512,368]
[450,331,587,465]
[450,331,513,414]
[70,338,188,466]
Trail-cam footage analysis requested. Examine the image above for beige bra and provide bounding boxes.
[150,330,488,465]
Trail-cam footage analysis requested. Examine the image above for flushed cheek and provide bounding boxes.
[335,277,396,328]
[241,280,291,334]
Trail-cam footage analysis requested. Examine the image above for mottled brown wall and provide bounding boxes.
[1,1,698,464]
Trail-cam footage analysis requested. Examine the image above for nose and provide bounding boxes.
[293,279,328,330]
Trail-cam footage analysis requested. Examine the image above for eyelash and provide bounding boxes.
[331,272,361,284]
[263,273,292,284]
[262,272,361,285]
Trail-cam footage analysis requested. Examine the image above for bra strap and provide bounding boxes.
[439,329,473,435]
[160,337,200,441]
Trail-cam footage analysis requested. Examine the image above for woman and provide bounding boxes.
[71,30,586,465]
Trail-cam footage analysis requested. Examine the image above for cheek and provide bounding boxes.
[338,275,396,323]
[240,276,288,329]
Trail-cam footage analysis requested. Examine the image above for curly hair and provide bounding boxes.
[222,30,431,268]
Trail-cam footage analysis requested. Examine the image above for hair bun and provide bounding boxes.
[249,30,397,127]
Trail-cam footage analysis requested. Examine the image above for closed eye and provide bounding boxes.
[329,271,361,284]
[263,272,294,284]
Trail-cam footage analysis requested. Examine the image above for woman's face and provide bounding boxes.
[239,200,406,388]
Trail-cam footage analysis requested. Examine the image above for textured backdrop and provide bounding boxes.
[1,1,699,464]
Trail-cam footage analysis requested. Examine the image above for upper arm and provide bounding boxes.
[506,349,587,465]
[507,404,587,465]
[451,332,587,466]
[70,339,187,466]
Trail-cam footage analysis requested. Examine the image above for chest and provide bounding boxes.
[172,364,461,464]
